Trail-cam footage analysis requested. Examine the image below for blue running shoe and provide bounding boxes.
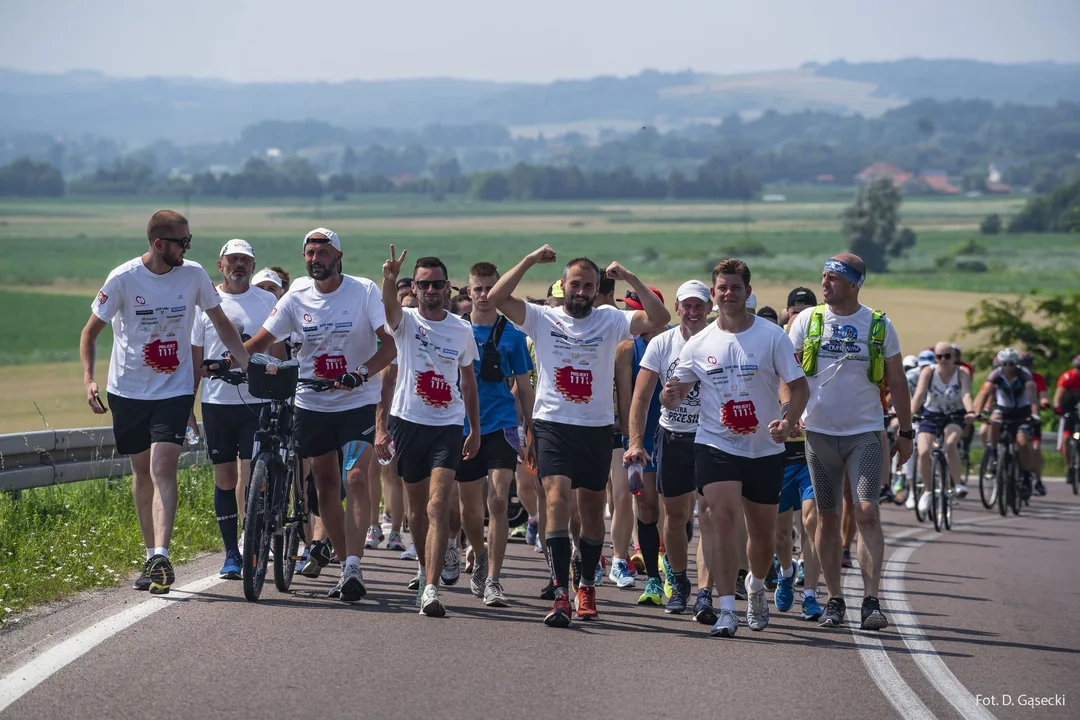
[774,564,795,612]
[661,553,675,599]
[692,588,717,625]
[219,549,242,580]
[608,558,636,589]
[665,578,691,614]
[795,559,805,588]
[525,518,538,546]
[801,594,823,621]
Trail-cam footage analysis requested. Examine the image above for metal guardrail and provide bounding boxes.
[0,424,207,493]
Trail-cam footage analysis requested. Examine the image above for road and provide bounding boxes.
[1,485,1078,720]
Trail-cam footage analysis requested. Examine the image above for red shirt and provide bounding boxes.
[959,361,974,376]
[1032,372,1047,394]
[1058,368,1080,392]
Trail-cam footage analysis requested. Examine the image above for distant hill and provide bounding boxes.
[1,59,1078,144]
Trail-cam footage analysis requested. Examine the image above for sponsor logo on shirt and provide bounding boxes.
[135,296,146,306]
[334,322,352,329]
[554,365,593,404]
[136,309,154,316]
[97,291,108,305]
[303,313,313,322]
[416,370,453,408]
[721,399,759,435]
[143,339,180,374]
[170,306,186,313]
[313,354,348,379]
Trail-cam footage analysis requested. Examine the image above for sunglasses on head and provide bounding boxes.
[936,353,952,360]
[415,279,448,291]
[160,234,192,250]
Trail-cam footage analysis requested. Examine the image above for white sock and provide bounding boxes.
[781,564,794,579]
[802,589,817,600]
[145,548,154,561]
[745,571,765,594]
[153,546,168,559]
[719,594,737,612]
[345,555,361,569]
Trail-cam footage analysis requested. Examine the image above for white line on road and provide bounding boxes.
[0,574,224,714]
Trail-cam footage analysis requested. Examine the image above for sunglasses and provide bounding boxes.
[936,353,952,360]
[415,279,448,291]
[160,234,192,250]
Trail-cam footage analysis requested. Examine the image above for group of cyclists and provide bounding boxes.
[79,209,1077,637]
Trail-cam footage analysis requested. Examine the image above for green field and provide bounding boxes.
[0,290,112,365]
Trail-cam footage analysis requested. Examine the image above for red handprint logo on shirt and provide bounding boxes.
[416,370,453,408]
[143,340,180,374]
[554,365,593,404]
[313,354,348,379]
[721,399,759,435]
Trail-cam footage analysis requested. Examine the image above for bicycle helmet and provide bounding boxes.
[902,354,918,371]
[1019,351,1034,367]
[1073,354,1080,369]
[996,347,1021,366]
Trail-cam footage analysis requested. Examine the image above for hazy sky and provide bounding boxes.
[1,0,1077,83]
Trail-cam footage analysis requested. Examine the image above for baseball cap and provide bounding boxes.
[547,281,564,299]
[917,349,936,367]
[675,280,710,303]
[219,238,254,258]
[746,292,758,310]
[251,268,282,289]
[902,354,918,370]
[618,287,664,311]
[787,287,817,308]
[303,227,342,251]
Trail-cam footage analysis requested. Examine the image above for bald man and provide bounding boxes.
[788,253,913,632]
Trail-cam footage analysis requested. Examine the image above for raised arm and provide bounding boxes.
[488,245,557,326]
[381,245,408,332]
[605,262,671,335]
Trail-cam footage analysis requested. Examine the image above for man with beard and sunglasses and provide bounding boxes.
[80,210,251,595]
[244,228,397,602]
[382,248,481,617]
[488,245,670,626]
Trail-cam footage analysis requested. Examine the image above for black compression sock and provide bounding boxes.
[637,519,661,580]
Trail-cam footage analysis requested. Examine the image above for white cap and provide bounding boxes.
[303,227,341,251]
[902,354,918,369]
[675,279,710,303]
[746,292,758,310]
[252,269,283,289]
[219,238,254,258]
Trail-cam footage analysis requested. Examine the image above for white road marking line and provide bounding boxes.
[0,574,224,714]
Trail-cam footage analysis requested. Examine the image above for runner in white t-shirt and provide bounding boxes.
[79,210,251,596]
[381,248,480,617]
[245,228,397,603]
[488,244,671,627]
[189,239,280,580]
[662,259,808,638]
[624,279,712,616]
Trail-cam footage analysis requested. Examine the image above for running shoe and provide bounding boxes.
[593,555,605,587]
[509,523,526,539]
[147,554,174,595]
[340,564,367,601]
[380,512,392,527]
[483,578,509,607]
[540,579,557,601]
[327,570,345,599]
[665,578,692,614]
[917,490,932,515]
[133,558,153,591]
[534,536,544,553]
[464,545,475,575]
[441,545,461,586]
[638,577,664,606]
[735,569,748,601]
[364,524,384,550]
[300,539,330,578]
[525,518,539,546]
[819,597,846,628]
[661,553,674,599]
[470,551,489,598]
[219,550,242,580]
[411,568,426,605]
[860,595,889,631]
[419,585,445,617]
[629,546,646,576]
[953,483,969,499]
[692,589,717,625]
[842,549,854,569]
[710,608,738,638]
[544,590,572,628]
[609,558,636,589]
[400,542,418,561]
[905,491,916,510]
[1034,477,1047,497]
[774,564,796,612]
[746,587,770,631]
[764,556,779,591]
[575,585,599,620]
[386,531,407,552]
[795,559,805,588]
[801,594,823,621]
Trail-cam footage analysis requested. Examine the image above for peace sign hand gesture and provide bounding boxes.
[383,244,408,282]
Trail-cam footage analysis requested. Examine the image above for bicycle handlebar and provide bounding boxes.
[201,359,342,393]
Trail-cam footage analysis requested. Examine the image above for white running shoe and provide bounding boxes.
[917,490,933,514]
[953,483,969,499]
[441,544,461,585]
[400,542,418,561]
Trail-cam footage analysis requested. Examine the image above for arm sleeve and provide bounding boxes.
[365,281,387,334]
[191,314,206,347]
[388,307,412,341]
[91,273,122,322]
[616,308,633,343]
[639,334,665,373]
[787,309,808,351]
[195,269,221,312]
[459,324,480,367]
[883,317,901,359]
[672,341,699,384]
[519,302,542,337]
[262,294,296,341]
[773,330,805,384]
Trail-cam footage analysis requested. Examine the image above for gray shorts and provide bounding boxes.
[805,431,883,513]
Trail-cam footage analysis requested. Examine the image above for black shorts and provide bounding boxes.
[654,428,697,498]
[390,417,464,483]
[991,406,1034,437]
[533,420,611,492]
[917,411,966,436]
[108,393,193,456]
[202,402,267,464]
[294,405,375,459]
[693,444,785,505]
[458,428,521,483]
[611,426,623,450]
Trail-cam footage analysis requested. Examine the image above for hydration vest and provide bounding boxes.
[800,304,887,385]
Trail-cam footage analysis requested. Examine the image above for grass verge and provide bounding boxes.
[0,466,221,629]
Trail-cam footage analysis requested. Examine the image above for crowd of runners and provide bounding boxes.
[79,209,1079,635]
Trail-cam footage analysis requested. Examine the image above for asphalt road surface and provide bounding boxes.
[1,483,1078,720]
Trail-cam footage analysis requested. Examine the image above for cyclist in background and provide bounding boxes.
[1053,355,1080,474]
[1019,352,1049,496]
[973,348,1040,498]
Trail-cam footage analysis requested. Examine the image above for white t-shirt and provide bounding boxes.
[518,303,632,427]
[673,317,803,458]
[92,257,221,400]
[262,275,385,412]
[192,286,277,405]
[389,308,478,426]
[788,304,902,436]
[640,325,701,433]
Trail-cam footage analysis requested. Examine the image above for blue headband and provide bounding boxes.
[823,259,864,288]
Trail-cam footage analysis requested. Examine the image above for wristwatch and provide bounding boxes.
[357,365,369,380]
[898,428,915,440]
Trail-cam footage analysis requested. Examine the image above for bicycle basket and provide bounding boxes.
[246,353,300,400]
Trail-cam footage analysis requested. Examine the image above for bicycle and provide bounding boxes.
[205,354,345,601]
[881,412,909,506]
[1064,411,1080,496]
[976,414,1029,518]
[913,412,965,532]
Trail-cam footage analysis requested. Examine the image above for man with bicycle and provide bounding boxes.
[80,210,251,595]
[973,348,1040,499]
[1053,355,1080,483]
[244,228,397,602]
[910,341,975,514]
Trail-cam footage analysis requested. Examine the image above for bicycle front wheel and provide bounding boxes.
[1070,439,1079,496]
[978,452,997,510]
[1009,460,1022,516]
[932,454,946,532]
[243,452,275,601]
[274,454,304,593]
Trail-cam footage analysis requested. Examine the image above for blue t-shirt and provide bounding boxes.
[464,317,534,436]
[632,334,664,446]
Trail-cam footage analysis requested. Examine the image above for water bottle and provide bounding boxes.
[627,462,644,496]
[185,425,200,446]
[378,440,396,466]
